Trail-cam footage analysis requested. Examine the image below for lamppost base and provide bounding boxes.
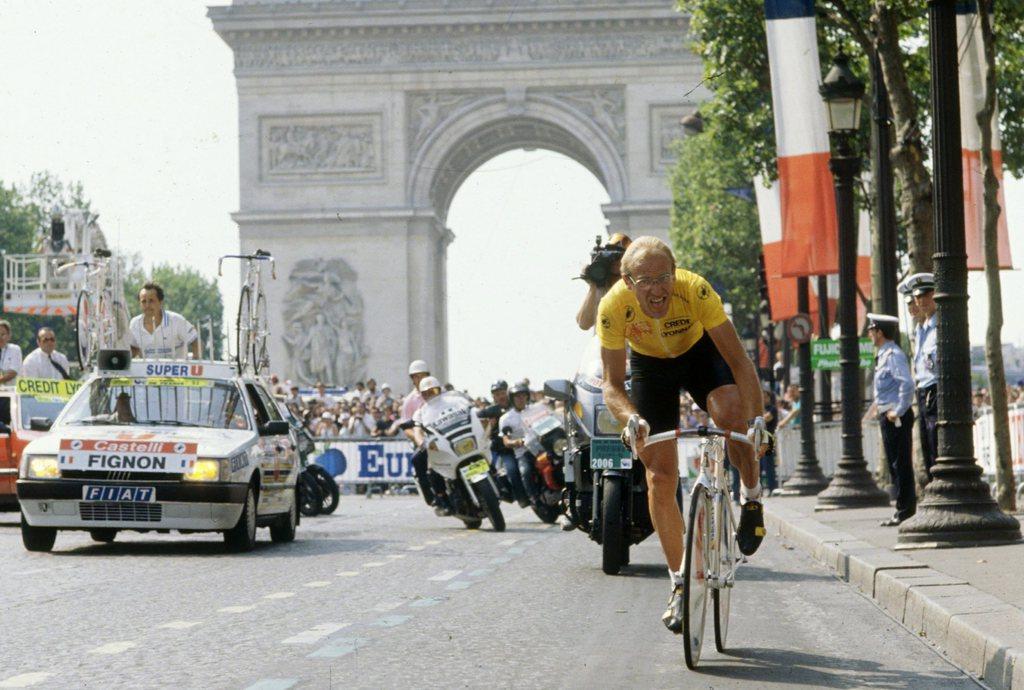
[896,469,1022,547]
[815,456,890,510]
[780,461,830,496]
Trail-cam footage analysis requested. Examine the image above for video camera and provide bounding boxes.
[580,235,627,288]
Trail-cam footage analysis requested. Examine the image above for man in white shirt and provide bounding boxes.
[0,319,23,385]
[21,327,72,380]
[128,283,201,360]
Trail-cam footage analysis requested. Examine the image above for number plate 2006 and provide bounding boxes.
[590,438,632,470]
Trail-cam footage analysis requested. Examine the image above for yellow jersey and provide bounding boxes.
[596,269,729,358]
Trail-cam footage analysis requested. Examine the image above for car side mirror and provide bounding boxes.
[29,417,53,432]
[259,420,290,437]
[0,421,11,435]
[543,379,573,402]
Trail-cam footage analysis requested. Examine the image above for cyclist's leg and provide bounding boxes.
[630,350,685,574]
[706,385,757,490]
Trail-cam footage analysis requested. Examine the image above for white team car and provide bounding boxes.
[16,357,300,552]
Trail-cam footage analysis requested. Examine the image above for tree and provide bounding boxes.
[669,125,763,339]
[124,262,225,359]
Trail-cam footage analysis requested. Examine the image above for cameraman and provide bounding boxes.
[575,233,631,330]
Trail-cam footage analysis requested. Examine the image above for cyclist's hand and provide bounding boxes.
[622,414,650,454]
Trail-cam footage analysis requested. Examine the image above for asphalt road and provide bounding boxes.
[0,495,981,689]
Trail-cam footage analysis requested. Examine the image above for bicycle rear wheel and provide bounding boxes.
[713,494,735,653]
[682,484,711,670]
[236,286,252,373]
[75,290,92,370]
[252,292,269,376]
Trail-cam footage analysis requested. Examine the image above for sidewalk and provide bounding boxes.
[763,495,1024,690]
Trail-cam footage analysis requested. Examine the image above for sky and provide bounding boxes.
[1,1,1023,396]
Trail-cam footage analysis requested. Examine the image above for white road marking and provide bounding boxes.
[263,591,296,600]
[498,538,518,545]
[370,615,411,628]
[507,547,525,555]
[0,672,52,688]
[362,561,387,568]
[409,597,443,608]
[219,605,257,613]
[446,581,472,591]
[468,568,492,578]
[490,556,511,564]
[428,569,462,581]
[386,554,406,560]
[245,680,298,690]
[336,571,360,577]
[303,581,331,588]
[158,621,201,630]
[424,540,442,545]
[373,601,404,612]
[307,637,368,659]
[282,623,349,645]
[88,641,137,655]
[523,539,539,545]
[407,545,426,551]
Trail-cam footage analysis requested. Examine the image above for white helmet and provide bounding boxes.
[418,375,442,393]
[408,360,430,376]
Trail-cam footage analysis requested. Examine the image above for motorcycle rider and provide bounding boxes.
[400,360,449,512]
[489,380,530,507]
[499,382,543,507]
[410,376,469,513]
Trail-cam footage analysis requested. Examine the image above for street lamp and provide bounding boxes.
[815,53,889,510]
[680,110,704,136]
[897,0,1020,546]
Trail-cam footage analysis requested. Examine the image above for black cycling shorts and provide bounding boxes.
[629,332,735,434]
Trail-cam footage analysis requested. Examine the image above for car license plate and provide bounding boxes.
[590,438,632,470]
[82,486,156,502]
[459,459,491,484]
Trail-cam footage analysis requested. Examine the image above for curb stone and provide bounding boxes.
[764,504,1024,690]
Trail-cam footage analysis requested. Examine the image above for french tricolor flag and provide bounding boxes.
[957,1,1013,270]
[764,0,839,277]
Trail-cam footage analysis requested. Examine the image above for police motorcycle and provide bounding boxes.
[544,338,680,575]
[516,401,569,524]
[417,382,506,532]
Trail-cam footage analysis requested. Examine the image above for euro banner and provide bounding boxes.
[957,2,1013,270]
[16,377,83,402]
[764,0,839,277]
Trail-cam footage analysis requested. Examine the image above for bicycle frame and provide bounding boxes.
[219,251,275,374]
[694,438,737,592]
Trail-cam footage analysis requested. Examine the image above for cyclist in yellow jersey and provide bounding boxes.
[596,236,766,634]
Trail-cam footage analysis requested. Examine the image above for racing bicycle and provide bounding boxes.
[55,249,130,371]
[632,419,765,670]
[219,250,275,375]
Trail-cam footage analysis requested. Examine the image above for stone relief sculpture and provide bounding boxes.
[531,86,626,156]
[407,90,494,155]
[267,123,377,175]
[282,258,368,385]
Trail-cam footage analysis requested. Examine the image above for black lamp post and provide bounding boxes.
[897,1,1020,546]
[815,53,890,510]
[815,274,833,422]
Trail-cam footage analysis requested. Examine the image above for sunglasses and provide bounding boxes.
[626,272,673,290]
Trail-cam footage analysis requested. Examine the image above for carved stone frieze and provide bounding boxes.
[531,86,626,156]
[233,30,690,74]
[407,90,497,157]
[261,114,383,180]
[648,104,690,172]
[282,257,368,386]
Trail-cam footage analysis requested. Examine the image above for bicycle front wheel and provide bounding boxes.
[252,292,269,375]
[236,286,252,373]
[713,494,735,653]
[682,484,711,670]
[75,290,92,371]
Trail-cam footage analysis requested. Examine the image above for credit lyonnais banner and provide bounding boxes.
[58,439,199,473]
[957,1,1013,270]
[16,377,82,401]
[811,338,873,370]
[764,0,839,277]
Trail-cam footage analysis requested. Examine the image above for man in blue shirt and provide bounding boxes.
[866,313,916,525]
[909,274,938,476]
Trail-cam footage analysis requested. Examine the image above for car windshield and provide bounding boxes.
[61,376,248,430]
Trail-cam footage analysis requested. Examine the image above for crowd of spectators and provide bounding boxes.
[971,381,1024,418]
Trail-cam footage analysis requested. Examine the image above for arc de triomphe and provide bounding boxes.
[209,0,701,387]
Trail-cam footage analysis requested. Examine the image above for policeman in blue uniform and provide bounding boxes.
[907,273,938,476]
[866,313,916,525]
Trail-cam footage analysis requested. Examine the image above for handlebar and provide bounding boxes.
[218,250,276,279]
[645,425,756,448]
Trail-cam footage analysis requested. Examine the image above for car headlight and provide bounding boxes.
[453,437,477,456]
[184,459,222,482]
[26,455,61,479]
[595,406,623,435]
[552,438,568,457]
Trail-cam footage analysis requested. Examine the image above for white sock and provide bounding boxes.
[740,480,762,505]
[669,568,685,587]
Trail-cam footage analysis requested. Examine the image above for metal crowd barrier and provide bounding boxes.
[775,421,883,481]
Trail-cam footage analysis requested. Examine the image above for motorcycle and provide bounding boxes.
[282,405,339,517]
[544,337,681,575]
[420,396,506,532]
[518,402,569,524]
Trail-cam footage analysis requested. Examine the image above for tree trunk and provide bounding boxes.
[871,2,934,273]
[976,0,1016,513]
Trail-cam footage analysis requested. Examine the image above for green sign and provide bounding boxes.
[810,338,874,371]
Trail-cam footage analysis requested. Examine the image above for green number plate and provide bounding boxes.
[590,437,632,470]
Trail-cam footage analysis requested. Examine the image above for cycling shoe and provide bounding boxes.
[662,585,685,634]
[736,500,766,555]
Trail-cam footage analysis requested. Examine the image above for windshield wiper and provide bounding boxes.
[144,420,192,427]
[70,418,130,426]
